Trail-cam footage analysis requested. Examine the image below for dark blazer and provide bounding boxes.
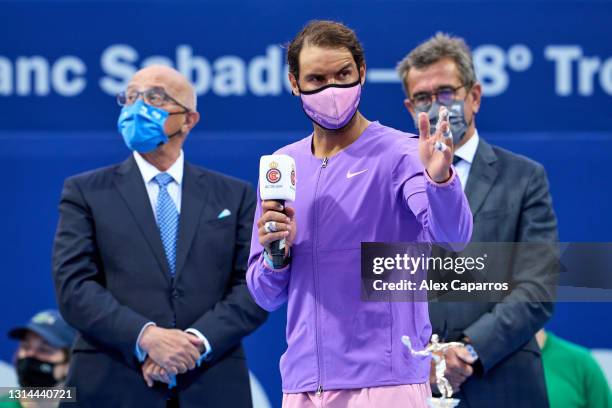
[52,156,268,408]
[429,138,558,407]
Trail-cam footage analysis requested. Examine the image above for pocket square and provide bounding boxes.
[217,209,231,219]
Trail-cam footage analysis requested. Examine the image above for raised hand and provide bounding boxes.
[418,106,454,183]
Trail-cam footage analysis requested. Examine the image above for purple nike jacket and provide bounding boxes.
[247,121,473,393]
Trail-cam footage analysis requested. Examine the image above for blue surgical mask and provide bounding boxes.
[117,99,182,153]
[415,100,471,145]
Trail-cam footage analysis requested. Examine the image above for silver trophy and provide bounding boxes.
[401,334,464,408]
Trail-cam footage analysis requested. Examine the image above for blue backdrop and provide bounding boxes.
[1,0,611,406]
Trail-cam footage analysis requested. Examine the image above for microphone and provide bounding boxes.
[259,154,297,268]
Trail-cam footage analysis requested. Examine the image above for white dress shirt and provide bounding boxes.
[133,150,183,218]
[453,129,480,191]
[132,150,211,382]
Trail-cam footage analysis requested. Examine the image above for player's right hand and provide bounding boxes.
[257,200,297,256]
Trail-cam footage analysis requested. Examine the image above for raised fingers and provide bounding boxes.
[434,121,453,154]
[418,112,431,141]
[434,106,449,135]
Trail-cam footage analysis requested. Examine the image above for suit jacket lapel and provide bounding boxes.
[114,156,171,282]
[464,138,498,217]
[174,162,209,280]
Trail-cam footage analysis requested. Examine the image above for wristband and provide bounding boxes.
[263,248,291,269]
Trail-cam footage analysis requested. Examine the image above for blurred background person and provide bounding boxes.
[0,310,75,408]
[537,329,612,408]
[52,65,267,408]
[397,33,558,407]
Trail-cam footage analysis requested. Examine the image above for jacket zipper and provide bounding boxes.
[313,156,328,398]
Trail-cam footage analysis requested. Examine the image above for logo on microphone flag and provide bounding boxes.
[290,164,296,186]
[266,161,281,184]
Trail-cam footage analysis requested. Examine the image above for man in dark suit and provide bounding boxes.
[397,34,558,407]
[52,65,267,408]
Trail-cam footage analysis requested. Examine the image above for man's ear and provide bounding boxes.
[289,73,300,96]
[359,63,366,85]
[185,111,200,131]
[404,97,415,116]
[54,360,70,381]
[469,82,482,114]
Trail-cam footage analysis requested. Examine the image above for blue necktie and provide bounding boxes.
[154,173,179,277]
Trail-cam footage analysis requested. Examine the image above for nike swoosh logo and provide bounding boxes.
[346,169,368,179]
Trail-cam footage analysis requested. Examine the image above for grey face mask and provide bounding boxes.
[415,100,470,145]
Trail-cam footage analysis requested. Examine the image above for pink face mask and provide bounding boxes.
[299,79,362,130]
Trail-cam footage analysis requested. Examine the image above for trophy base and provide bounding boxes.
[426,397,460,408]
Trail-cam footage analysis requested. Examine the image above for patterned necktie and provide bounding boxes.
[154,173,179,277]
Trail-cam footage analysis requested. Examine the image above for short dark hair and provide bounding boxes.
[397,32,476,96]
[287,20,365,80]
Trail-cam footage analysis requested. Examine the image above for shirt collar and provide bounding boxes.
[454,129,479,165]
[133,150,184,185]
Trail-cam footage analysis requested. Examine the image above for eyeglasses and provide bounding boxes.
[410,84,469,110]
[117,87,190,112]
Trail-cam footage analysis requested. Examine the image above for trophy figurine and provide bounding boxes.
[401,334,464,408]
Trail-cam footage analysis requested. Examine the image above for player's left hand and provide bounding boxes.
[418,106,454,183]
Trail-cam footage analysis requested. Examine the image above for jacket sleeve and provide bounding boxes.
[463,164,558,373]
[187,183,268,363]
[393,153,473,251]
[52,176,150,365]
[245,189,291,312]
